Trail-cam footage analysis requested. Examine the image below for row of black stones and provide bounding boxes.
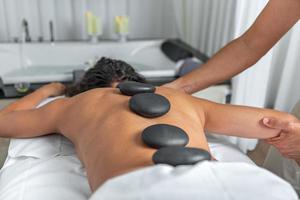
[117,81,211,166]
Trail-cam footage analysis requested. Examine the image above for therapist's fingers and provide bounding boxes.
[262,117,293,132]
[265,132,289,143]
[266,122,300,144]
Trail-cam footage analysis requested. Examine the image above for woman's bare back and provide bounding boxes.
[58,87,209,191]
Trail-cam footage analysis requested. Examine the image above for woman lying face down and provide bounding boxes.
[0,57,298,192]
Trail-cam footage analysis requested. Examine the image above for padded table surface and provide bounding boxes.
[0,133,254,200]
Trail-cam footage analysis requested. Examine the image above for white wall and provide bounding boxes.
[273,22,300,112]
[232,1,300,112]
[172,0,237,56]
[231,0,271,108]
[0,0,175,42]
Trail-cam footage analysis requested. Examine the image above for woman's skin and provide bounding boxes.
[165,0,300,162]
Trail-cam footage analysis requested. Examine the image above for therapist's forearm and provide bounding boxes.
[171,37,260,94]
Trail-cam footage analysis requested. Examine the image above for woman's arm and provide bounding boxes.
[0,99,66,138]
[166,0,300,94]
[0,82,66,138]
[191,97,299,139]
[0,82,65,114]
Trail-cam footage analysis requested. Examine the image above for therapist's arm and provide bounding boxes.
[165,0,300,94]
[191,97,299,139]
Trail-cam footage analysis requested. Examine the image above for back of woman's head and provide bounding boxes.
[65,57,146,97]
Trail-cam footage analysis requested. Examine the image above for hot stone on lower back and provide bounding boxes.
[142,124,189,149]
[152,147,211,166]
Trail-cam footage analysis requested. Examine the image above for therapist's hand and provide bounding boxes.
[263,117,300,164]
[38,82,66,97]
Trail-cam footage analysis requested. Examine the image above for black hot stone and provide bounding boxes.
[152,147,211,166]
[142,124,189,149]
[129,93,170,118]
[117,81,156,96]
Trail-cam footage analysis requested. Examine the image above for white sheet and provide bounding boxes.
[90,162,298,200]
[0,156,91,200]
[0,133,285,200]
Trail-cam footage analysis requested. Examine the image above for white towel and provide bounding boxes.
[90,161,298,200]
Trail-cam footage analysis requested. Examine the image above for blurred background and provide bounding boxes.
[0,0,236,55]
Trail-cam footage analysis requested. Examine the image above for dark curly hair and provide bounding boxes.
[66,57,146,97]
